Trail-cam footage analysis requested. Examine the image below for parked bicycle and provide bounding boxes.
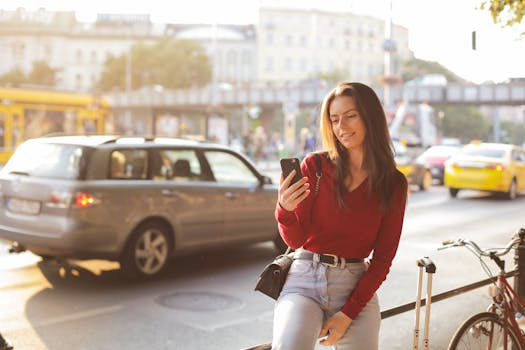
[440,228,525,349]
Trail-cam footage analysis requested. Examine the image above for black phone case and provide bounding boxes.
[280,158,302,185]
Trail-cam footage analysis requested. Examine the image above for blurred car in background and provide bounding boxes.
[0,135,282,278]
[416,144,462,184]
[393,140,433,191]
[444,142,525,199]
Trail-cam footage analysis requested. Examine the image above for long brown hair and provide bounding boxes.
[319,82,400,211]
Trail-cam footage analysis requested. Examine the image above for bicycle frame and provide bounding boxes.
[487,271,525,346]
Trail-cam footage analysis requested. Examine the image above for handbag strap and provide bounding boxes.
[313,152,323,197]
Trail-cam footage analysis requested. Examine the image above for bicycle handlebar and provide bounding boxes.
[439,235,521,258]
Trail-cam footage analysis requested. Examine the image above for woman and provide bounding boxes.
[274,82,408,350]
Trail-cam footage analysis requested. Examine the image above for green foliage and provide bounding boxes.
[439,106,492,142]
[0,68,28,85]
[0,61,58,86]
[481,0,525,27]
[500,120,525,145]
[317,68,349,84]
[97,37,212,91]
[27,61,59,85]
[401,58,466,83]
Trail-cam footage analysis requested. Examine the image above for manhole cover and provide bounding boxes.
[156,291,243,311]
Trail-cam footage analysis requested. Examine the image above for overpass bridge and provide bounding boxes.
[106,81,525,112]
[104,81,525,145]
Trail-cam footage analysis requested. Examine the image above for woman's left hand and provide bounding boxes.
[318,311,352,346]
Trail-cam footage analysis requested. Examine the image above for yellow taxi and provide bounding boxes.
[444,142,525,199]
[393,140,433,191]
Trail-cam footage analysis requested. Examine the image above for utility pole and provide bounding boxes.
[381,0,398,110]
[125,36,133,134]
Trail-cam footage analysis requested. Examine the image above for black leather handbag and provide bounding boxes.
[254,152,324,300]
[254,248,294,300]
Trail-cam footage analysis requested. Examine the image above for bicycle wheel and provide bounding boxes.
[448,312,524,350]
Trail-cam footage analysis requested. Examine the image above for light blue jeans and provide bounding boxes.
[272,254,380,350]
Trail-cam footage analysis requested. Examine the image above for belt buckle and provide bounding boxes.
[322,254,339,267]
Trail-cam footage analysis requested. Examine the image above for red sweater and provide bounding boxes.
[275,153,407,319]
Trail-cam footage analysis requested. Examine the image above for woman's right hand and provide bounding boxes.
[278,170,310,211]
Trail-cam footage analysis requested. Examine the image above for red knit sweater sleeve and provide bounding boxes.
[274,154,317,248]
[341,174,408,319]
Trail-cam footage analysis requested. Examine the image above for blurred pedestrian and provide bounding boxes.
[274,82,408,349]
[253,126,267,165]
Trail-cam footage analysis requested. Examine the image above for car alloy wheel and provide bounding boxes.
[419,170,433,191]
[121,221,171,278]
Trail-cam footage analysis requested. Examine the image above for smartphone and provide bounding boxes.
[280,158,303,185]
[318,335,329,342]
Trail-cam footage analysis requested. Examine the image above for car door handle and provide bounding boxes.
[224,191,238,200]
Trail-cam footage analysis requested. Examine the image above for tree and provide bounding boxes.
[481,0,525,27]
[97,37,212,91]
[27,60,59,86]
[500,120,525,145]
[317,68,349,84]
[0,68,27,85]
[440,105,492,143]
[401,58,466,84]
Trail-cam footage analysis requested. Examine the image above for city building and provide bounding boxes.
[0,8,160,92]
[1,6,413,91]
[166,24,257,88]
[257,5,413,86]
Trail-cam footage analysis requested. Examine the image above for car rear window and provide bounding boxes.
[461,147,505,158]
[1,142,87,179]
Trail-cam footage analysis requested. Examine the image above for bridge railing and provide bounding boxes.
[106,82,525,109]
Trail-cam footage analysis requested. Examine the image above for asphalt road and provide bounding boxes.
[1,185,525,350]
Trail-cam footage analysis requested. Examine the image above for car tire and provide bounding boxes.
[449,188,459,198]
[419,170,433,191]
[508,178,517,200]
[273,234,288,253]
[120,221,172,279]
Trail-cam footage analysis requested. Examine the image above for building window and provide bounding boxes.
[265,57,274,72]
[12,42,25,60]
[284,58,292,71]
[300,58,308,71]
[76,49,83,63]
[75,73,83,89]
[266,33,273,45]
[242,51,251,65]
[285,34,293,46]
[300,35,307,46]
[265,16,275,30]
[227,50,237,65]
[91,50,97,63]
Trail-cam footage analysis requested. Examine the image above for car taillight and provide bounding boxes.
[486,163,505,171]
[47,191,73,208]
[75,193,95,208]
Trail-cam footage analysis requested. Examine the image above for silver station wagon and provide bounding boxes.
[0,135,283,277]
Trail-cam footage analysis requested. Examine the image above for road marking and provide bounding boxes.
[3,304,124,332]
[183,309,274,332]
